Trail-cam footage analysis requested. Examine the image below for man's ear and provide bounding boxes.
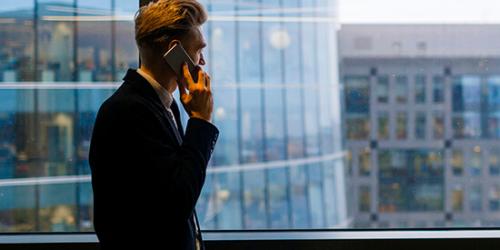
[167,39,181,51]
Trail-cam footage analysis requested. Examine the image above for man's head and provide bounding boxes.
[135,0,207,86]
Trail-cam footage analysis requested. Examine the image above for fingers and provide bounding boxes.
[182,63,194,86]
[197,67,205,85]
[206,74,211,90]
[197,68,207,88]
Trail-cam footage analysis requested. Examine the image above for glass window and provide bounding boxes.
[376,75,389,103]
[345,76,370,113]
[453,113,481,139]
[346,150,353,176]
[346,115,370,140]
[359,185,371,212]
[453,76,481,111]
[415,112,426,140]
[9,0,500,235]
[489,148,500,176]
[377,112,389,140]
[433,76,445,103]
[396,112,407,140]
[489,185,500,211]
[452,185,464,212]
[432,112,445,139]
[451,150,464,176]
[469,185,482,212]
[237,0,267,229]
[487,77,500,138]
[395,76,408,104]
[359,148,371,176]
[415,75,426,104]
[469,146,482,177]
[379,150,444,212]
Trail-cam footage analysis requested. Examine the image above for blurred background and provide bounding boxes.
[1,0,500,232]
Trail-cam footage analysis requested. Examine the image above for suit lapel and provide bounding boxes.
[124,69,183,145]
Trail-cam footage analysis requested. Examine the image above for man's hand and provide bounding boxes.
[178,63,213,122]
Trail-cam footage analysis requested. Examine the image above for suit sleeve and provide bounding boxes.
[111,100,219,222]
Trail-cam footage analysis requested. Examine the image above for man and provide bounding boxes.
[88,0,218,249]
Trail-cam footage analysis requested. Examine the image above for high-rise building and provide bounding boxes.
[340,24,500,228]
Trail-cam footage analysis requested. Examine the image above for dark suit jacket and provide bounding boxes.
[89,69,219,250]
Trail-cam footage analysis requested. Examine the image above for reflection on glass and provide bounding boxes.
[0,0,139,233]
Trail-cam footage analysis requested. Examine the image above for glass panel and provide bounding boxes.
[396,112,407,140]
[451,149,464,176]
[10,0,500,234]
[359,185,371,212]
[432,112,445,139]
[338,0,500,230]
[415,112,426,140]
[489,147,500,176]
[433,76,445,103]
[415,75,426,104]
[198,0,345,230]
[452,185,464,212]
[358,148,371,176]
[345,76,370,113]
[395,76,408,104]
[489,185,500,211]
[469,185,482,212]
[377,112,389,140]
[0,0,139,233]
[376,75,389,103]
[469,146,482,177]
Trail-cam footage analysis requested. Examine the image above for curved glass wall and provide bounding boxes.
[196,0,345,229]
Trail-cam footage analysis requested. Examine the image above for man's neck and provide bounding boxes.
[139,65,177,94]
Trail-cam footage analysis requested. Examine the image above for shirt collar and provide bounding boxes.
[137,68,173,109]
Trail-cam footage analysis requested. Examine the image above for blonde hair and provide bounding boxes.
[134,0,207,49]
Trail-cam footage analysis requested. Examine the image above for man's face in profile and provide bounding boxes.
[181,27,207,67]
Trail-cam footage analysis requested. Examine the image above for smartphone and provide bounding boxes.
[163,43,199,83]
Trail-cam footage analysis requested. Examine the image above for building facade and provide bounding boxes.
[340,24,500,228]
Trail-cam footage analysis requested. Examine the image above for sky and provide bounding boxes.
[338,0,500,24]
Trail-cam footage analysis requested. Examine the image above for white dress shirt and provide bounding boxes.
[137,68,178,129]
